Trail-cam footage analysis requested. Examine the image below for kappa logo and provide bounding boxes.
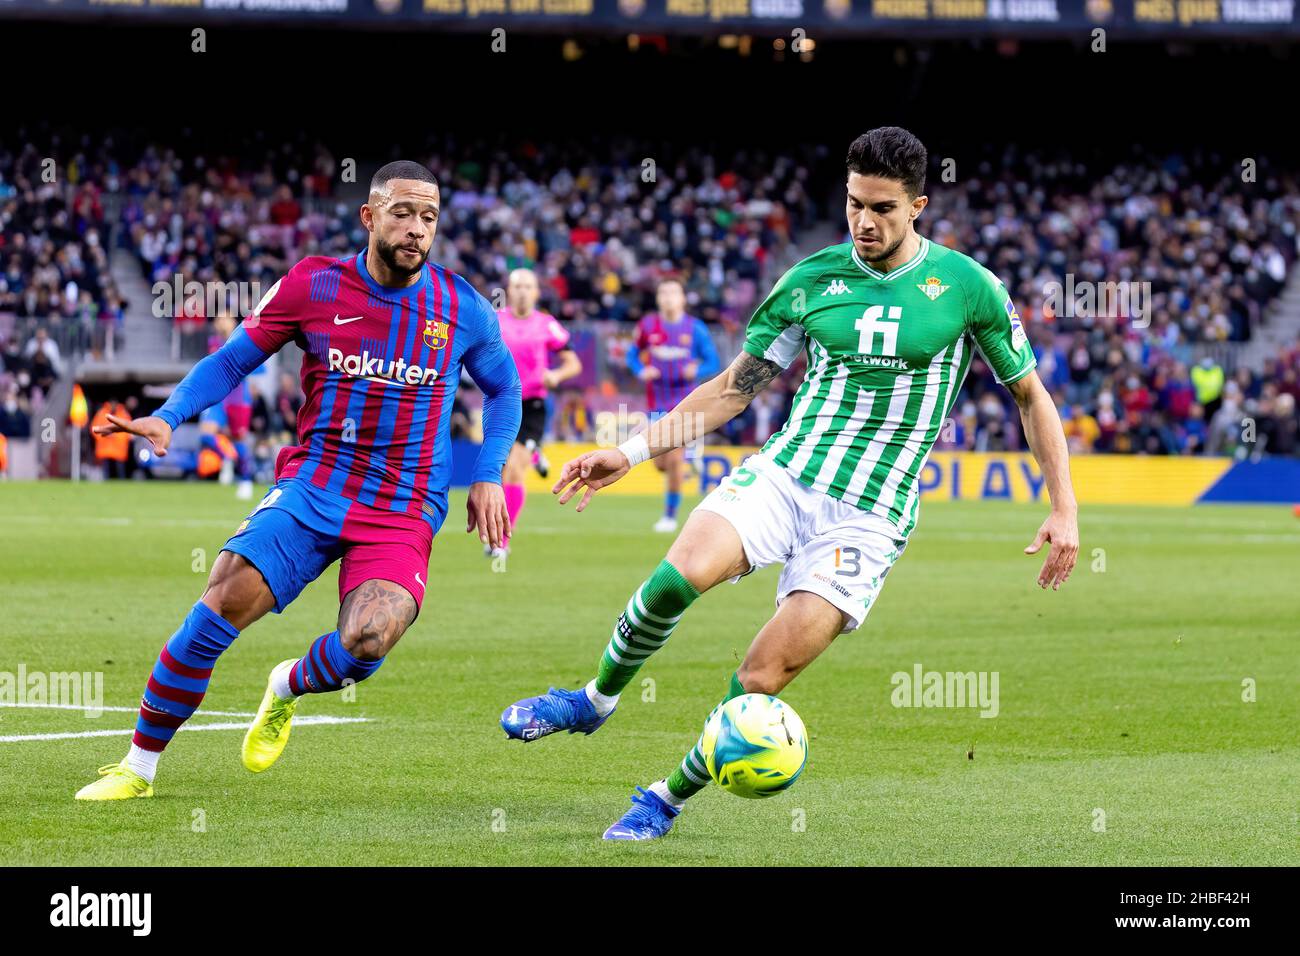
[822,279,854,296]
[917,276,950,301]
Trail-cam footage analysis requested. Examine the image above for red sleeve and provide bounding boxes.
[635,316,650,351]
[242,263,310,353]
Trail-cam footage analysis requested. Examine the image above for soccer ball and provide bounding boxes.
[701,693,808,799]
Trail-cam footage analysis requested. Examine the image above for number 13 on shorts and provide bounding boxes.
[834,546,862,577]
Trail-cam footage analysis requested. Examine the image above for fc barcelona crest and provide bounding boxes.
[917,276,950,301]
[423,318,449,351]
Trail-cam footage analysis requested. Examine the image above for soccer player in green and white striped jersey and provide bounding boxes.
[500,127,1080,840]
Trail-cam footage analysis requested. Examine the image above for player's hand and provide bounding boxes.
[683,361,699,381]
[466,481,510,550]
[552,448,631,512]
[92,413,172,457]
[637,367,661,382]
[1024,508,1079,590]
[541,369,560,390]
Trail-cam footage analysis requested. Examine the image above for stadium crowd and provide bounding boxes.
[923,148,1299,457]
[0,135,132,447]
[115,137,818,328]
[0,138,127,344]
[5,132,1299,467]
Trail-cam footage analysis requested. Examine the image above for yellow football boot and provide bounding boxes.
[241,659,300,773]
[75,763,154,800]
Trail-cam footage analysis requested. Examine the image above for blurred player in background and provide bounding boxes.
[627,278,719,532]
[77,161,520,801]
[196,403,254,499]
[194,315,257,499]
[494,268,582,564]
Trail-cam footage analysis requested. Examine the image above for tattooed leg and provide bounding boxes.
[337,579,419,661]
[281,580,416,696]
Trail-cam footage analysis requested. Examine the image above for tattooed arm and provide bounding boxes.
[553,351,783,511]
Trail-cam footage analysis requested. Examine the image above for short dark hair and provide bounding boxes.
[845,128,927,198]
[369,160,439,195]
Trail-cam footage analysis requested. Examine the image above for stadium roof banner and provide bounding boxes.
[1,0,1297,35]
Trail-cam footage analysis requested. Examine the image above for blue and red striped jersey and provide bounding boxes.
[630,312,721,410]
[243,251,511,528]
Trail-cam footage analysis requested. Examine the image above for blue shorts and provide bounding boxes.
[223,478,436,614]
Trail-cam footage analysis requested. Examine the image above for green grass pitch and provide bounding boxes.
[0,481,1296,866]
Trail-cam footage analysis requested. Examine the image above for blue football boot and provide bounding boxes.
[500,686,615,741]
[602,786,680,841]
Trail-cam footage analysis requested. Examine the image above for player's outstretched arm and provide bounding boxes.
[92,413,175,456]
[554,350,781,512]
[1008,371,1079,590]
[93,326,271,457]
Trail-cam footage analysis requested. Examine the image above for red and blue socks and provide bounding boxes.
[275,630,385,697]
[127,601,240,781]
[124,611,387,784]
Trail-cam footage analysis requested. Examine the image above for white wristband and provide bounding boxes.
[617,433,651,468]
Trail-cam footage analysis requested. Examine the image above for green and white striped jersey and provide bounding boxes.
[744,237,1036,537]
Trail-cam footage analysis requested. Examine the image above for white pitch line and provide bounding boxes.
[0,715,370,743]
[0,702,257,717]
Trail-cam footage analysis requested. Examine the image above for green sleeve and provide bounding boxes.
[742,265,807,369]
[966,265,1036,386]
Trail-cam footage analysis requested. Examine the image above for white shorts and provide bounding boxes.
[693,454,907,633]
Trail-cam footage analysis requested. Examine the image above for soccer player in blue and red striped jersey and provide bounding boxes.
[627,279,719,533]
[75,161,521,800]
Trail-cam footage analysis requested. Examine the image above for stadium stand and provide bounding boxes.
[4,131,1299,478]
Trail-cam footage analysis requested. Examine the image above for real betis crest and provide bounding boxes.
[423,318,449,350]
[917,276,950,301]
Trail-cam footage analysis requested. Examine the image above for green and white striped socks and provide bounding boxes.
[592,559,699,703]
[586,563,748,810]
[662,672,747,803]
